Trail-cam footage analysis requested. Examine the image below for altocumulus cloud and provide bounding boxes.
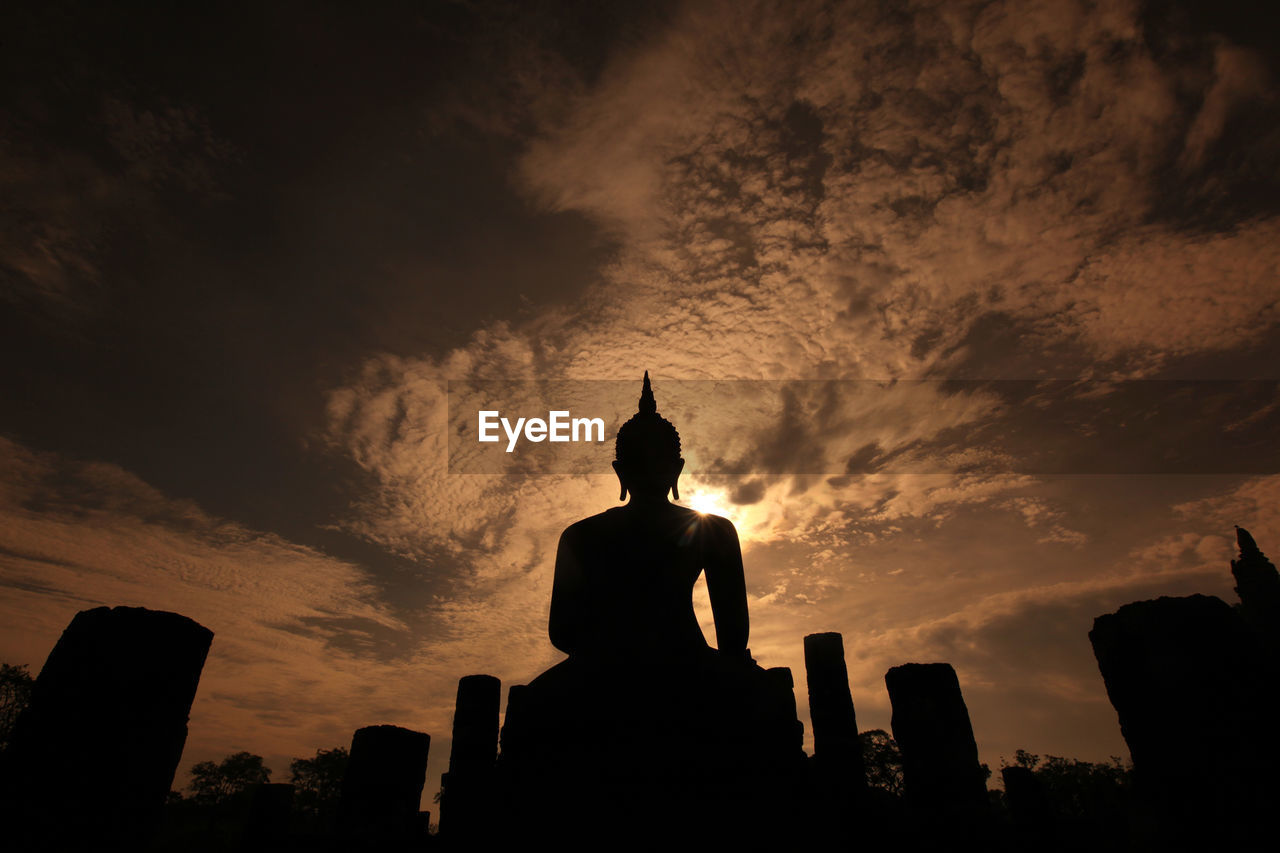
[7,0,1278,810]
[0,436,466,783]
[320,0,1280,761]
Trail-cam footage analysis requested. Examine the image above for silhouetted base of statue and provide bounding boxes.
[498,648,806,847]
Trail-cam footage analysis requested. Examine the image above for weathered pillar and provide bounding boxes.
[764,665,806,755]
[804,632,865,845]
[438,674,500,844]
[1001,766,1053,842]
[240,782,295,852]
[885,662,988,841]
[1090,594,1277,848]
[0,605,213,852]
[804,632,865,784]
[338,724,431,847]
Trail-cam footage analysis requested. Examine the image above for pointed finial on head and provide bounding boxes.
[639,371,656,415]
[615,369,681,469]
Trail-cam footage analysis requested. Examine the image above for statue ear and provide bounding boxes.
[613,460,627,502]
[671,482,680,501]
[671,457,685,501]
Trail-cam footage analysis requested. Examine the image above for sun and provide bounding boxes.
[687,490,730,518]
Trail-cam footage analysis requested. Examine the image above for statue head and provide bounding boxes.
[613,372,684,502]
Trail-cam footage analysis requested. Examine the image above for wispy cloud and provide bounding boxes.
[5,0,1278,800]
[312,0,1280,769]
[0,437,455,787]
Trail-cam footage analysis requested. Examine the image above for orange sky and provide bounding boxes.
[2,0,1279,809]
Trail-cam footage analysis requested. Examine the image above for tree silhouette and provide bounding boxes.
[1000,750,1132,832]
[289,746,348,817]
[859,728,904,797]
[0,663,34,752]
[1028,754,1130,821]
[1010,748,1040,770]
[189,751,271,806]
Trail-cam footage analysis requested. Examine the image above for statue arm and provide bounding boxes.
[549,528,584,656]
[705,516,749,658]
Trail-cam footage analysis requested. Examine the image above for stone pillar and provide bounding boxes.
[240,783,295,852]
[804,632,865,784]
[764,666,805,753]
[884,662,988,839]
[804,633,865,845]
[1001,766,1053,841]
[1090,594,1277,848]
[438,674,500,844]
[339,724,431,847]
[0,606,213,852]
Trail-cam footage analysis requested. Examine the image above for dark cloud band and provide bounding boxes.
[447,379,1280,475]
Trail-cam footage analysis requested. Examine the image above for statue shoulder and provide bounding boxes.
[698,511,738,537]
[695,513,742,558]
[559,508,626,542]
[673,509,739,549]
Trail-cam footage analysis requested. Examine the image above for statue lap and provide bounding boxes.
[498,646,806,845]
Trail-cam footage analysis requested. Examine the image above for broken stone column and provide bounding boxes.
[1090,594,1278,848]
[764,665,805,755]
[447,674,501,774]
[438,674,500,844]
[338,724,431,846]
[1001,766,1054,841]
[884,662,988,834]
[804,632,865,785]
[804,633,865,844]
[240,783,295,852]
[0,605,213,852]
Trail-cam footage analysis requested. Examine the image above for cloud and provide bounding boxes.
[1048,220,1280,363]
[1172,475,1280,543]
[512,0,1280,379]
[0,93,231,324]
[9,0,1276,803]
[315,3,1280,767]
[1180,41,1274,170]
[793,534,1240,756]
[0,436,461,792]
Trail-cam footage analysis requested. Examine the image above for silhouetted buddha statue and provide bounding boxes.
[547,371,749,671]
[497,374,805,846]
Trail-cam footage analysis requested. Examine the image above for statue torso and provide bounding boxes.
[560,504,714,664]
